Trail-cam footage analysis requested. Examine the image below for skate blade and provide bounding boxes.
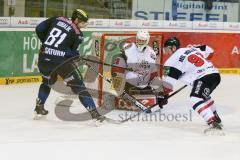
[90,119,106,127]
[204,128,225,136]
[90,117,121,127]
[105,118,122,124]
[33,112,47,120]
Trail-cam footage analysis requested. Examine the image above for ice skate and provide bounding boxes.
[89,108,121,125]
[33,99,49,120]
[204,120,225,136]
[213,111,223,127]
[89,108,106,125]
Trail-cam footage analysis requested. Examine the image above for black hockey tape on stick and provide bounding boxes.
[120,84,188,123]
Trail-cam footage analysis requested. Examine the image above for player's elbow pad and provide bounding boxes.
[164,66,182,80]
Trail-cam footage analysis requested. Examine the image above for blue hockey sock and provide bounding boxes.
[78,94,96,111]
[37,83,51,105]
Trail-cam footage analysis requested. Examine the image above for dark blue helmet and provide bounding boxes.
[72,9,89,22]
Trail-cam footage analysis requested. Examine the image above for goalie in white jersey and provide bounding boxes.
[162,37,223,132]
[111,30,165,111]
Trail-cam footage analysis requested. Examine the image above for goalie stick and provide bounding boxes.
[86,63,150,112]
[120,84,188,123]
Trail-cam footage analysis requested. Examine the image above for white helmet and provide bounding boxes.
[136,30,150,52]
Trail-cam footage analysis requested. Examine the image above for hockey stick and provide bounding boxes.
[80,56,135,72]
[120,84,188,123]
[85,60,187,123]
[81,56,164,74]
[86,63,150,112]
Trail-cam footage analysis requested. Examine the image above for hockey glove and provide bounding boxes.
[156,94,168,109]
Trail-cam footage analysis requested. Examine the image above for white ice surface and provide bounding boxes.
[0,75,240,160]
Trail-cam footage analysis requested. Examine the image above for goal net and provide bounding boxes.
[91,32,164,111]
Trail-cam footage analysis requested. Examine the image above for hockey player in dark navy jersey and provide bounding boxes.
[34,9,106,122]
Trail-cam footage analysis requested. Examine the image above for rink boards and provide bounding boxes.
[0,28,240,85]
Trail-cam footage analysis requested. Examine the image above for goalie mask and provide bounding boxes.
[136,30,150,52]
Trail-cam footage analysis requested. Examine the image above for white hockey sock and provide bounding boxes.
[209,99,217,113]
[190,97,215,123]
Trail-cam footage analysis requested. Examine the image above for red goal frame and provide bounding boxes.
[97,32,164,107]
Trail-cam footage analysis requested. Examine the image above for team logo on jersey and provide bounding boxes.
[139,60,150,69]
[150,53,156,60]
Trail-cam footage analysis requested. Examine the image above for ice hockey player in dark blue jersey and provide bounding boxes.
[34,9,106,122]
